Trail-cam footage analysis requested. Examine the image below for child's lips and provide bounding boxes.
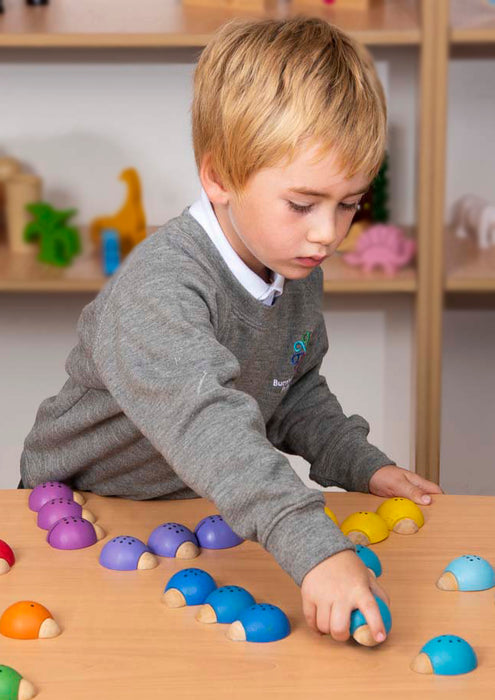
[295,256,327,267]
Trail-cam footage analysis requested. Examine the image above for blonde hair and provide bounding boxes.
[192,16,387,195]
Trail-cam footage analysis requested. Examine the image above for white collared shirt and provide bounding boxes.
[189,188,285,307]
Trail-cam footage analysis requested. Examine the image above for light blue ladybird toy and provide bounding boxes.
[411,635,477,675]
[437,554,495,591]
[349,595,392,647]
[355,544,383,577]
[162,568,216,608]
[196,585,255,624]
[226,603,290,643]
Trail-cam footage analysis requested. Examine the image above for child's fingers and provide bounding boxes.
[359,594,386,643]
[369,576,390,607]
[408,473,443,494]
[302,598,317,632]
[329,603,351,642]
[316,602,332,635]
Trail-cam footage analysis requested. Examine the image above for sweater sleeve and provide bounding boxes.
[266,317,395,492]
[92,259,354,585]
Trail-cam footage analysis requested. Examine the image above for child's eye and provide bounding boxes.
[339,202,361,213]
[288,201,314,214]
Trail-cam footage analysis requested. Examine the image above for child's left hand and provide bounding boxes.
[368,465,443,505]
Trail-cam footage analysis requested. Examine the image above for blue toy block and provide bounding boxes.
[102,228,121,276]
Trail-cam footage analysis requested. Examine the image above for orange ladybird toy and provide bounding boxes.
[0,601,61,640]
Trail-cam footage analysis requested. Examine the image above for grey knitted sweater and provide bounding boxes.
[21,208,394,584]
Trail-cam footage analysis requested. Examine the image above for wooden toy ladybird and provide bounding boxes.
[349,595,392,647]
[324,506,339,526]
[355,544,382,577]
[194,515,243,550]
[99,536,158,571]
[411,635,477,675]
[340,511,389,545]
[0,664,36,699]
[0,601,61,639]
[162,568,217,608]
[226,603,290,643]
[0,539,15,575]
[196,586,255,624]
[147,522,199,559]
[47,517,105,550]
[376,497,424,534]
[28,481,85,512]
[437,555,495,592]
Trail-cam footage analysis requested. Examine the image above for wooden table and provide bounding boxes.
[1,490,494,699]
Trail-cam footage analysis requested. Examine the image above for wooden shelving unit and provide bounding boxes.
[450,0,495,44]
[445,230,495,293]
[0,0,420,47]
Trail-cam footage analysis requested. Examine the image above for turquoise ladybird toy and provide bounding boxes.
[162,568,216,608]
[0,664,36,699]
[350,595,391,647]
[196,585,255,624]
[226,603,290,643]
[355,544,382,577]
[437,555,495,591]
[411,635,477,675]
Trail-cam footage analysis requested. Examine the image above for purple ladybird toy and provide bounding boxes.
[47,516,105,550]
[195,515,243,550]
[37,498,96,531]
[99,536,158,571]
[148,522,199,559]
[29,481,85,512]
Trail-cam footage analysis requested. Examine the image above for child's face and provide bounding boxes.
[213,143,370,281]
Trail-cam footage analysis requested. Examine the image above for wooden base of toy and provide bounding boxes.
[0,559,10,575]
[93,524,106,541]
[226,620,246,641]
[196,603,217,624]
[72,491,85,506]
[347,531,370,545]
[162,589,186,608]
[137,552,158,570]
[392,518,419,535]
[18,678,36,700]
[352,624,379,647]
[39,617,61,639]
[81,508,95,524]
[176,542,200,559]
[410,652,433,674]
[436,571,458,591]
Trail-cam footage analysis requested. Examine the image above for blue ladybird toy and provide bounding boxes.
[196,585,255,624]
[411,635,477,675]
[355,544,382,577]
[227,603,290,643]
[350,595,392,647]
[162,568,216,608]
[437,554,495,591]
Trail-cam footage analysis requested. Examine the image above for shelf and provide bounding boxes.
[445,227,495,292]
[0,226,417,294]
[0,0,421,48]
[450,0,495,44]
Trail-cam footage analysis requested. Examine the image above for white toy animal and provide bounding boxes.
[452,194,495,250]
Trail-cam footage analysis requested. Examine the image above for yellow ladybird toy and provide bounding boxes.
[324,506,339,526]
[376,497,424,535]
[340,511,389,545]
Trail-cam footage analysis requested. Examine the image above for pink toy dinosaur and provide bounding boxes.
[343,224,416,275]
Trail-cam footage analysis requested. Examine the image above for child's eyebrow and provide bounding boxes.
[288,186,368,198]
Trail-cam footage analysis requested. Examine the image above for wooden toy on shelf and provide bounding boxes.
[452,193,495,249]
[342,224,416,275]
[0,156,21,243]
[101,228,121,276]
[24,202,81,266]
[90,167,146,256]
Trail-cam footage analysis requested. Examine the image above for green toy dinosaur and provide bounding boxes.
[24,201,81,267]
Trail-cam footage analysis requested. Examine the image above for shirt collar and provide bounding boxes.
[189,188,285,306]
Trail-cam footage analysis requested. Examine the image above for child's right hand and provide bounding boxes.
[301,549,390,643]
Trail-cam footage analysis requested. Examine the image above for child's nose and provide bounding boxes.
[307,219,336,247]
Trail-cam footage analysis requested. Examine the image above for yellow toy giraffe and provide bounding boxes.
[90,167,146,256]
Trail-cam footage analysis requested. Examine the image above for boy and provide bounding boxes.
[20,17,441,643]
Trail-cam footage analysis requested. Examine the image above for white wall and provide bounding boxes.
[0,44,440,491]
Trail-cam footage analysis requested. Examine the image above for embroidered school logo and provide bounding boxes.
[290,330,312,371]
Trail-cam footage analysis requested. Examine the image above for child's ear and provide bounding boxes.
[200,153,230,205]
